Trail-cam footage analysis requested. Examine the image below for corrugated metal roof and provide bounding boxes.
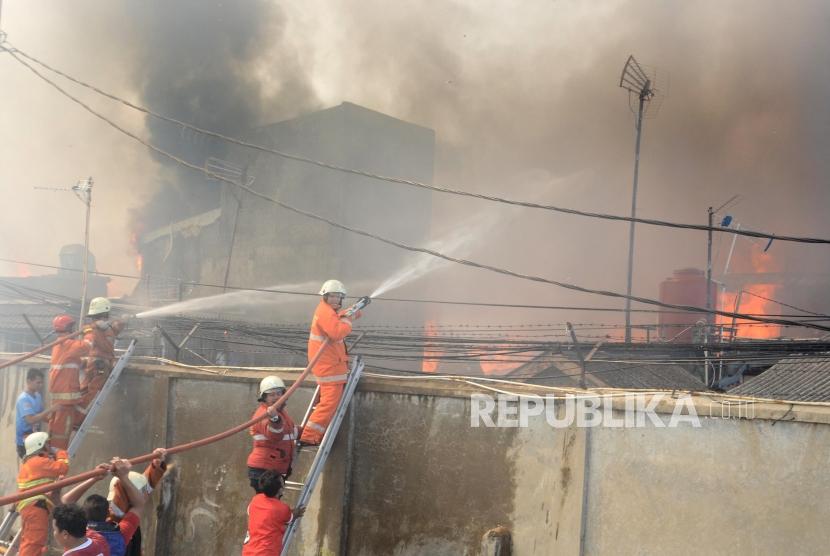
[508,352,708,391]
[729,356,830,402]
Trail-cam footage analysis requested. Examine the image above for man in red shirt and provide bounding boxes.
[52,503,110,556]
[242,470,304,555]
[60,458,146,556]
[107,449,167,556]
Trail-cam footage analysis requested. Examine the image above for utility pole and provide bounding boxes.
[35,178,93,325]
[618,56,656,343]
[76,178,93,326]
[705,206,713,344]
[705,195,739,345]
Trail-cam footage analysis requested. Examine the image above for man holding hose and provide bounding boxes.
[298,280,364,446]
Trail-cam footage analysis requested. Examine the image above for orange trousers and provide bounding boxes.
[79,372,108,408]
[299,383,344,444]
[48,405,85,450]
[19,504,49,556]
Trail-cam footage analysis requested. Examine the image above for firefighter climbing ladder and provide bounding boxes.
[0,340,137,555]
[280,355,365,556]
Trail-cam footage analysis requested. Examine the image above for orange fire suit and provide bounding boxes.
[17,449,69,556]
[247,405,297,475]
[80,320,124,408]
[108,458,167,520]
[48,335,91,449]
[299,301,353,444]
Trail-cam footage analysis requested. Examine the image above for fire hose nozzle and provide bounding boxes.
[345,296,371,317]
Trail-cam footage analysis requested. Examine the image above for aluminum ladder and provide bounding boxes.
[279,355,364,556]
[0,340,136,554]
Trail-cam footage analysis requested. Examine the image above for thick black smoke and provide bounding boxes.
[6,0,829,323]
[125,0,319,231]
[301,0,830,325]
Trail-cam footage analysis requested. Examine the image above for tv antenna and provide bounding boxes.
[618,55,665,343]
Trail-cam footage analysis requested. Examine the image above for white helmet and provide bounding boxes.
[319,279,346,296]
[259,376,286,398]
[108,471,150,499]
[24,431,49,457]
[87,297,111,316]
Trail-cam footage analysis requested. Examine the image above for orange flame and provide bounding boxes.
[718,285,781,339]
[129,231,144,274]
[480,341,520,376]
[718,246,781,339]
[422,321,440,373]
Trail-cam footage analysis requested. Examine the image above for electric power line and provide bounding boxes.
[0,255,760,315]
[739,289,826,318]
[5,48,830,333]
[4,42,830,246]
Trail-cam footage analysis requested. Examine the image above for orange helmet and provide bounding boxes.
[52,314,76,333]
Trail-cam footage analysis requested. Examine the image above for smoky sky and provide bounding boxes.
[124,0,320,232]
[2,0,829,323]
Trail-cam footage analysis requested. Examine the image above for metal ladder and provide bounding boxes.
[279,355,364,556]
[0,340,136,554]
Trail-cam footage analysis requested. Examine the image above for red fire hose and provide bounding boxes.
[0,339,330,508]
[0,330,84,371]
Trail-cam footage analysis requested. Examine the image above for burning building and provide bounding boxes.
[135,102,435,327]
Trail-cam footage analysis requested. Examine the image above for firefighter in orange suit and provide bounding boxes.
[80,297,125,408]
[48,315,91,450]
[17,431,70,556]
[109,448,167,556]
[298,280,361,446]
[247,376,298,489]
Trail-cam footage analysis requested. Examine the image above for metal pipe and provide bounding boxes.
[222,194,242,292]
[176,323,201,350]
[222,170,246,292]
[729,290,744,342]
[723,223,741,275]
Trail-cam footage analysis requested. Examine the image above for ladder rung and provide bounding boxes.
[285,480,305,487]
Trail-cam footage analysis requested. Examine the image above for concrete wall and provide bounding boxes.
[1,362,829,555]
